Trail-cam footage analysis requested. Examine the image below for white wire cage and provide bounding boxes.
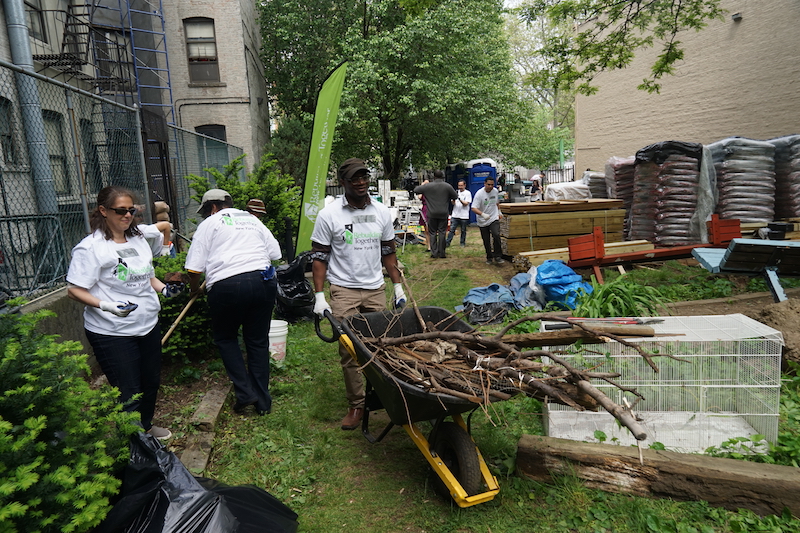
[543,315,784,453]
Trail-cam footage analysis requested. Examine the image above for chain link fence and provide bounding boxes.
[0,60,244,301]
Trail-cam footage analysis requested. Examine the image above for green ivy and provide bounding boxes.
[0,299,140,532]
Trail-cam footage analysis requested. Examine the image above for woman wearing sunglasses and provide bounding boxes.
[66,186,182,440]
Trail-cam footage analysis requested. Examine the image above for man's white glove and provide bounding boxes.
[161,283,185,298]
[314,292,332,317]
[393,283,407,310]
[478,213,490,223]
[99,300,136,317]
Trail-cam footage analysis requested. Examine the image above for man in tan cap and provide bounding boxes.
[310,158,406,430]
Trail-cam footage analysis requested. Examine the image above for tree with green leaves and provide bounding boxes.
[187,154,301,248]
[517,0,726,94]
[260,0,530,183]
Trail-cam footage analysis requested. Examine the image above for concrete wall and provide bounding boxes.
[166,0,270,172]
[23,288,96,365]
[574,0,800,172]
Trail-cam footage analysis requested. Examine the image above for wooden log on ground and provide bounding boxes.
[517,435,800,517]
[513,240,654,271]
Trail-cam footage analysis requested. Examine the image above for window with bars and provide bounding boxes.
[0,98,18,166]
[42,110,70,195]
[184,18,220,83]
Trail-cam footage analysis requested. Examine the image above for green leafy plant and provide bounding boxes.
[187,153,301,248]
[0,300,140,532]
[573,275,666,317]
[153,253,216,376]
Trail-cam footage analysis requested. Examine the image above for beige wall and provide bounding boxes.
[574,0,800,172]
[166,0,270,172]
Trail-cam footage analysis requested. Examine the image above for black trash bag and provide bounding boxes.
[463,302,513,325]
[96,433,299,533]
[275,251,315,323]
[196,478,299,533]
[95,432,238,533]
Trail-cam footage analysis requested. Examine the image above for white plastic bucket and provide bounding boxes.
[269,320,289,361]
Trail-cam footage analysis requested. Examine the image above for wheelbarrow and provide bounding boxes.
[316,306,500,507]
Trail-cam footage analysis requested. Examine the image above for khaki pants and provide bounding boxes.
[330,284,387,408]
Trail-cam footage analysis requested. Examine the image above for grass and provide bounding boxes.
[200,239,800,532]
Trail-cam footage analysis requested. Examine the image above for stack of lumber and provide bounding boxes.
[512,240,654,272]
[740,220,800,240]
[499,199,625,256]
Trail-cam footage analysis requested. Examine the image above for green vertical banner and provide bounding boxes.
[296,62,348,253]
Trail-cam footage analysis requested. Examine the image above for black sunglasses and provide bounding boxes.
[108,207,137,216]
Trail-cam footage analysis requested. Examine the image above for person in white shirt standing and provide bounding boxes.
[185,189,282,416]
[310,158,406,430]
[446,179,472,247]
[67,186,184,440]
[471,176,505,265]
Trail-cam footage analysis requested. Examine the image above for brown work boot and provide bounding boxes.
[341,407,363,430]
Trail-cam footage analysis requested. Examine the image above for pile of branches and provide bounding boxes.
[358,312,688,441]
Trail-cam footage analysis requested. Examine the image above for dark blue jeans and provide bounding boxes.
[207,271,278,413]
[85,324,161,430]
[446,218,469,246]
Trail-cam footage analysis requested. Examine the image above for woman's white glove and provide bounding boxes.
[161,283,185,298]
[393,283,407,309]
[99,300,136,317]
[313,292,332,317]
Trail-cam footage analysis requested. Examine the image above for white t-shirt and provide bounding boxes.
[67,230,160,336]
[471,187,501,227]
[184,208,281,290]
[311,197,395,290]
[451,189,472,220]
[138,223,165,257]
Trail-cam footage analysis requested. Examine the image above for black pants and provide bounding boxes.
[479,220,502,260]
[86,324,161,430]
[208,271,278,413]
[428,216,448,258]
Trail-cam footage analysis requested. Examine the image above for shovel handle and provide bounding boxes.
[161,280,206,346]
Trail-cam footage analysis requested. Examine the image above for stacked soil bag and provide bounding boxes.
[631,141,712,246]
[766,134,800,219]
[583,171,608,198]
[604,156,635,236]
[707,137,776,223]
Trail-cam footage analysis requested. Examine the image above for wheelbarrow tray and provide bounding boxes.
[341,306,480,426]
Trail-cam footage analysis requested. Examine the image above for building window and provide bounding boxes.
[0,98,18,165]
[42,111,70,195]
[184,18,219,83]
[195,124,226,141]
[25,0,48,43]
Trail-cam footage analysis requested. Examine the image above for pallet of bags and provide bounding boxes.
[766,134,800,219]
[630,141,714,246]
[707,137,776,224]
[604,156,635,236]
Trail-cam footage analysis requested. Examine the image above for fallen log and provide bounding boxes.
[517,435,800,517]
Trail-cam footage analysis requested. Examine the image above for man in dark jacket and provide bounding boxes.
[414,170,457,259]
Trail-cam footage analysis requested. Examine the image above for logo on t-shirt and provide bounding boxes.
[114,258,129,281]
[343,224,353,244]
[222,214,234,226]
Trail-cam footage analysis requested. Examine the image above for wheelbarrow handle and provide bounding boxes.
[315,309,342,343]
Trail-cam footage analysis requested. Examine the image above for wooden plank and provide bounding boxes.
[691,247,725,273]
[189,385,231,432]
[502,232,623,255]
[499,199,624,215]
[501,216,624,238]
[568,244,700,267]
[502,325,655,347]
[517,435,800,517]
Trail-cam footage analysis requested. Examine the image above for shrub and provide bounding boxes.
[186,153,301,251]
[153,252,215,368]
[0,300,140,532]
